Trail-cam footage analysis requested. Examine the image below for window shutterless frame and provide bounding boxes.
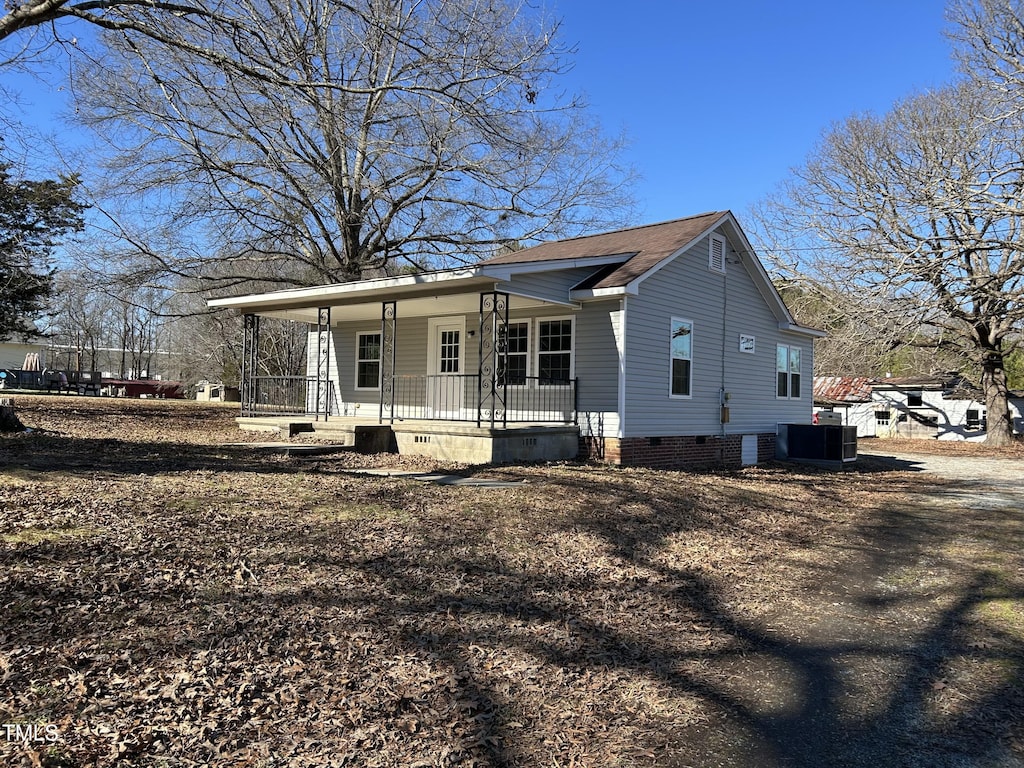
[535,316,574,385]
[669,317,693,398]
[776,344,802,399]
[497,320,530,387]
[354,331,382,391]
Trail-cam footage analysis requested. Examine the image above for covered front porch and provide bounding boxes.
[211,272,584,461]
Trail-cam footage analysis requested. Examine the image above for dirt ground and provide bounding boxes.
[0,396,1022,767]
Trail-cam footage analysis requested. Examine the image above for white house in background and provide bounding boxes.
[814,376,876,437]
[0,342,43,370]
[209,211,822,467]
[814,374,1024,441]
[0,328,46,371]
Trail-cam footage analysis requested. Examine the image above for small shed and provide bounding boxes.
[813,376,875,437]
[196,382,241,402]
[814,374,1024,441]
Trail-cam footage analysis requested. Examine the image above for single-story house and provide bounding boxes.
[209,211,822,467]
[814,374,1024,440]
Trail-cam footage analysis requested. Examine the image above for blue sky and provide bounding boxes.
[3,1,956,229]
[553,0,956,224]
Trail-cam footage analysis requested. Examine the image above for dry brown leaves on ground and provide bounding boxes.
[0,395,1022,767]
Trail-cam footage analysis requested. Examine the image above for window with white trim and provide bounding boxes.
[355,332,381,390]
[709,233,726,273]
[537,318,573,384]
[670,318,693,397]
[776,344,801,399]
[498,321,529,385]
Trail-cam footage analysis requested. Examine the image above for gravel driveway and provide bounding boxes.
[859,447,1023,511]
[675,446,1024,768]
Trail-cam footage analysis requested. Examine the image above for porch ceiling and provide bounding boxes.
[261,292,566,324]
[220,284,568,325]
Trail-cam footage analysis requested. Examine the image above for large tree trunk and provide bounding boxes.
[981,348,1015,446]
[0,397,26,432]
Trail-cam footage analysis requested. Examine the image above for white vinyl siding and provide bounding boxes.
[623,231,814,437]
[573,300,623,440]
[497,267,603,304]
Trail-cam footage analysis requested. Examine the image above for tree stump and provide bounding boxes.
[0,397,26,432]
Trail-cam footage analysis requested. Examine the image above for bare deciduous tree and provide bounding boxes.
[1,1,207,43]
[947,0,1024,116]
[72,0,633,291]
[758,81,1024,445]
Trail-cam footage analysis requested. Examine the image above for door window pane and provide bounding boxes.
[439,330,460,374]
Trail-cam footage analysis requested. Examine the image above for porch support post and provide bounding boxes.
[478,291,509,428]
[380,301,397,424]
[315,307,331,422]
[241,313,260,417]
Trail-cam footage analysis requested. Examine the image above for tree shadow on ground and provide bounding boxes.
[1,449,1022,766]
[337,463,1024,767]
[0,433,313,477]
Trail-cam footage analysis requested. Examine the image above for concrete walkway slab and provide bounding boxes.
[341,468,528,487]
[225,442,353,457]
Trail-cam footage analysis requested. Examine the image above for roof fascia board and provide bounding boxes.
[724,214,802,326]
[481,253,636,281]
[569,286,632,300]
[780,322,827,338]
[495,285,581,309]
[207,267,489,310]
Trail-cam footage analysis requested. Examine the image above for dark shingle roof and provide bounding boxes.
[480,212,729,289]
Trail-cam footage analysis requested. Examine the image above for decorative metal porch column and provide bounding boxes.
[315,307,331,422]
[241,313,260,416]
[478,291,510,428]
[379,301,397,423]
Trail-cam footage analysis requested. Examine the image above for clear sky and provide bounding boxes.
[552,0,956,225]
[3,1,957,229]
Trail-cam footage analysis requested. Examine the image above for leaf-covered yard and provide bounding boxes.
[1,396,1022,767]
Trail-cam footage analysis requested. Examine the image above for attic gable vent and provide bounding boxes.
[709,234,726,273]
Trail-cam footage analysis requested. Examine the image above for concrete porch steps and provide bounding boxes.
[235,414,579,464]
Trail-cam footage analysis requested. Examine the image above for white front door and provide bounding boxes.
[427,317,466,418]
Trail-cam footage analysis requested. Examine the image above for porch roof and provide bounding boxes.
[207,266,581,323]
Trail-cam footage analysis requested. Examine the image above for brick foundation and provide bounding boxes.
[579,433,776,470]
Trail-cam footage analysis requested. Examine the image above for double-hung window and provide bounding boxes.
[670,318,693,397]
[498,321,529,385]
[776,344,801,399]
[355,332,381,390]
[537,319,573,385]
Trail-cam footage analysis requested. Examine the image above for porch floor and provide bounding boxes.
[236,415,580,464]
